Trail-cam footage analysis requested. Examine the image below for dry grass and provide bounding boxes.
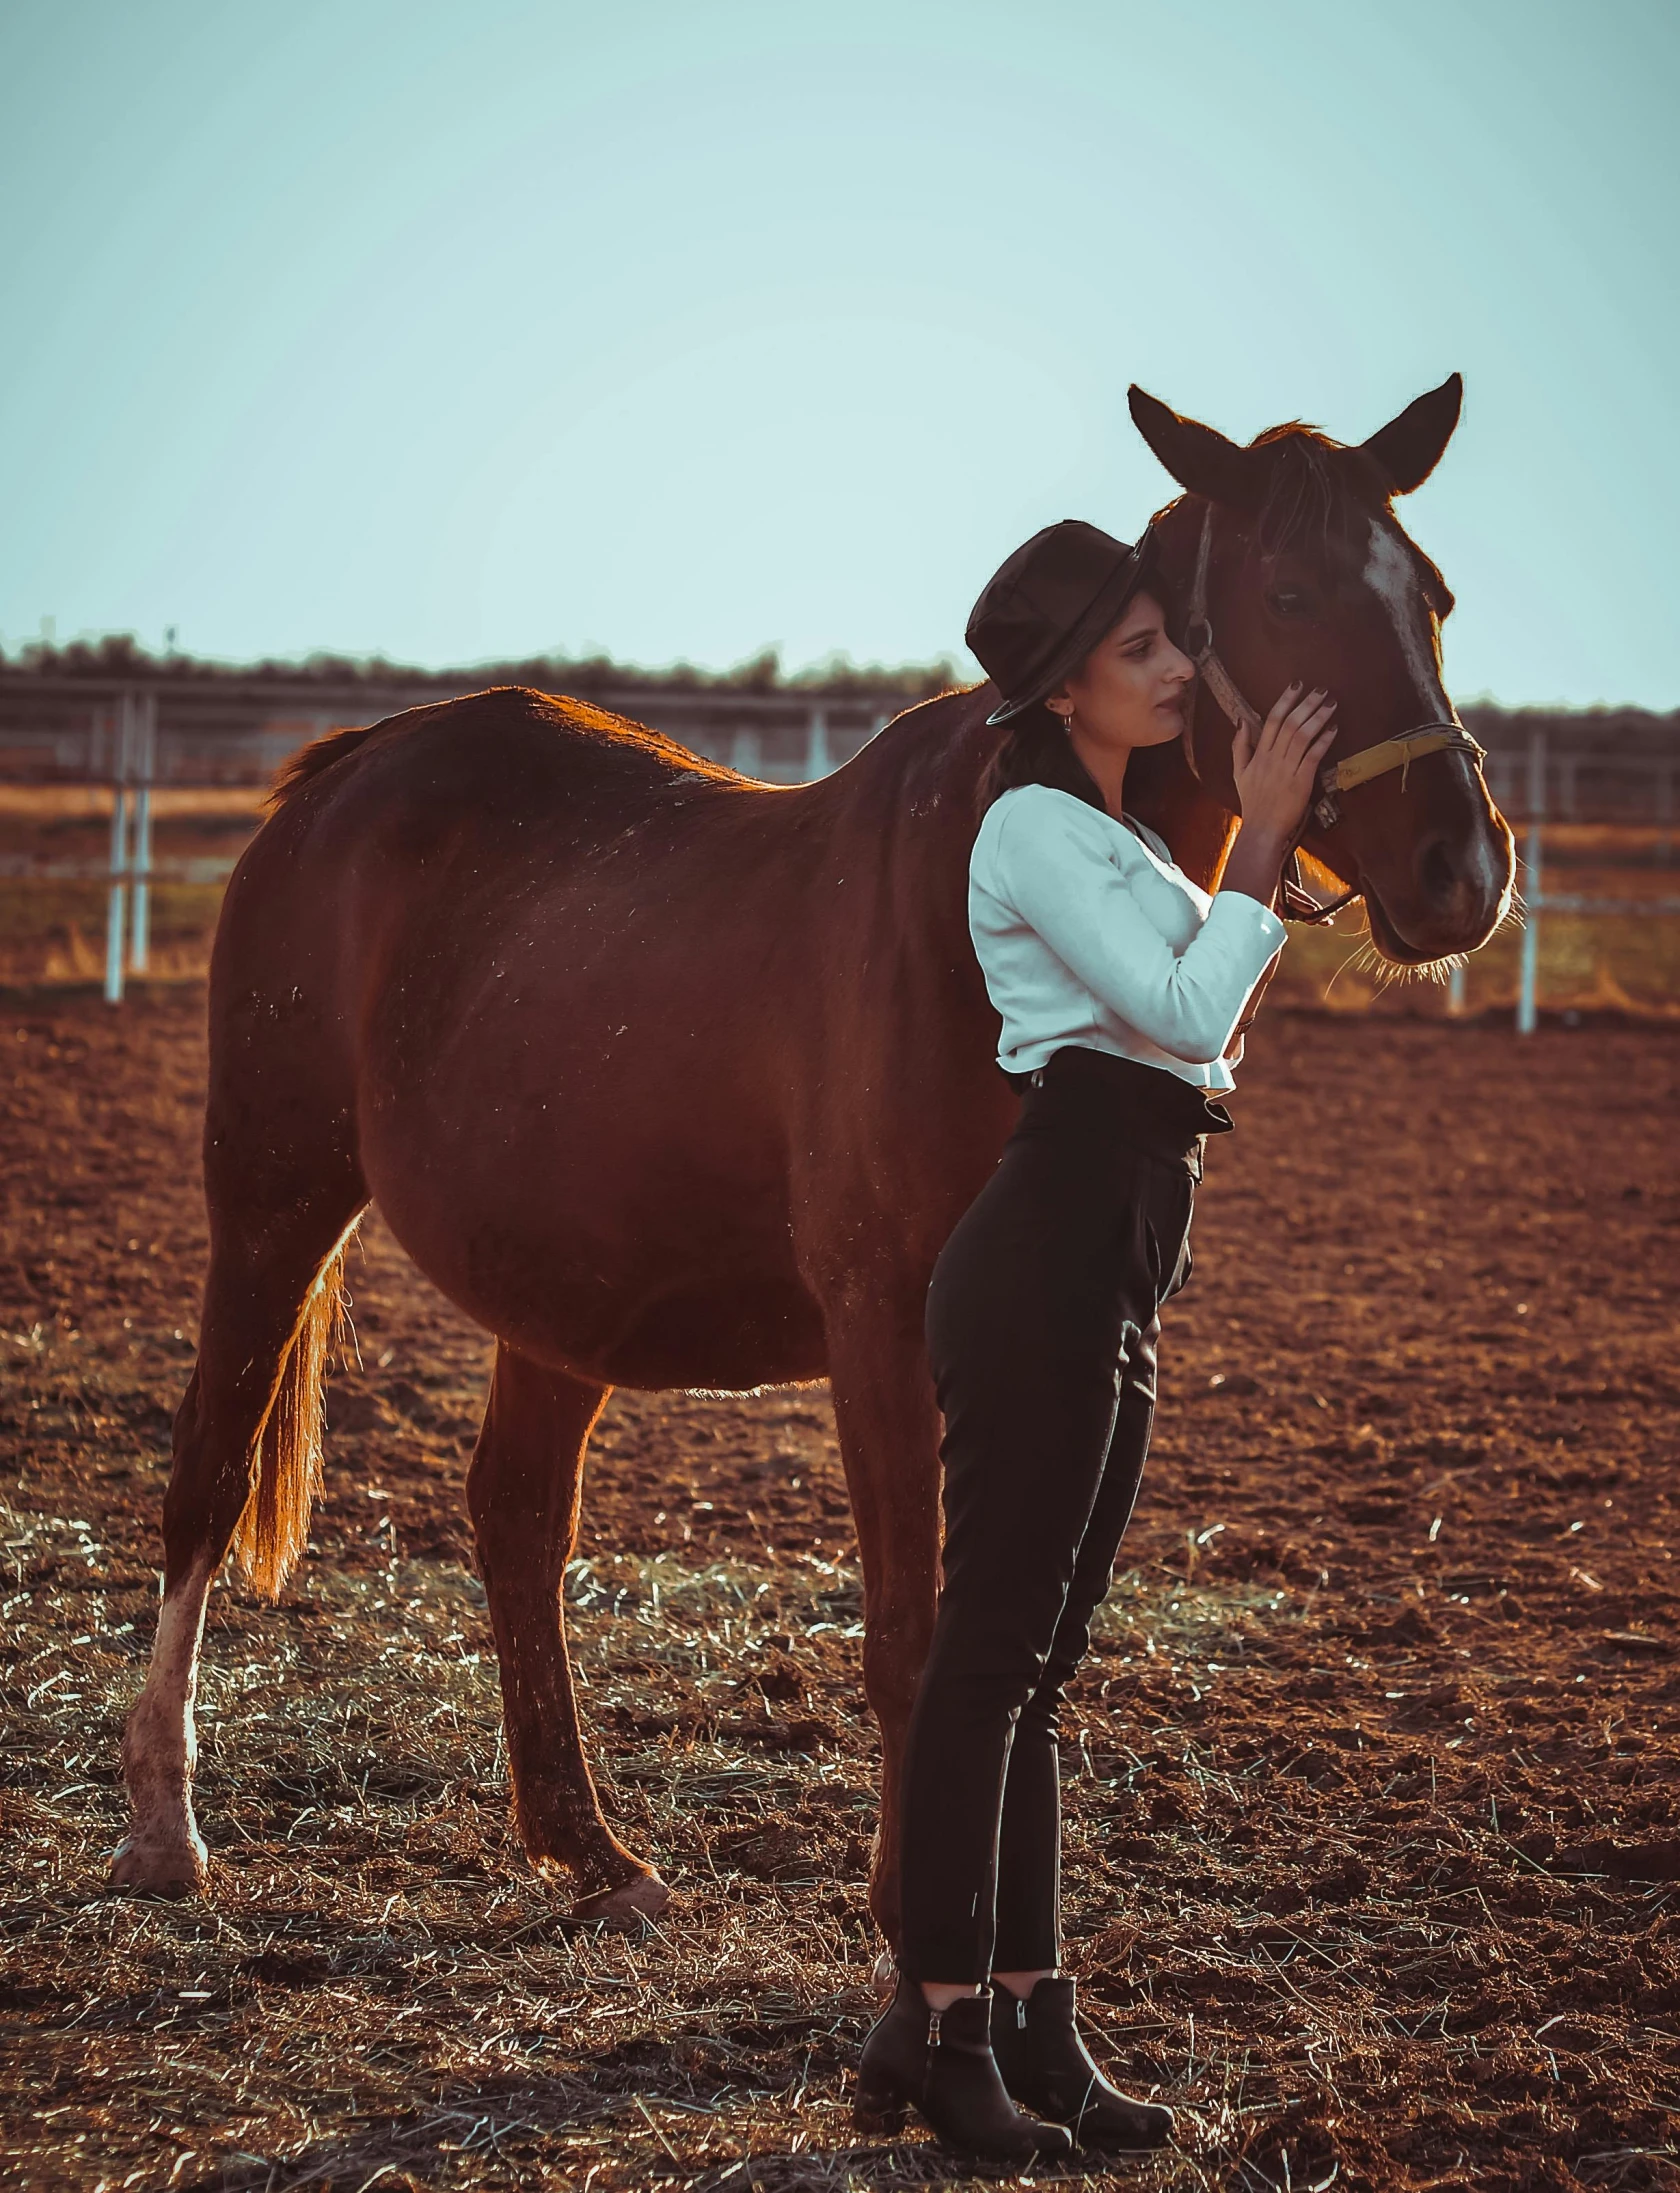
[3,1515,1299,2193]
[0,790,267,821]
[7,1491,1680,2193]
[0,884,229,984]
[1266,905,1680,1018]
[1259,825,1680,1019]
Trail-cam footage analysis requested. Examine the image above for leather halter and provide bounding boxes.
[1179,504,1489,924]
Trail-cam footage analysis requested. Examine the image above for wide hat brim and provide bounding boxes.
[982,524,1159,727]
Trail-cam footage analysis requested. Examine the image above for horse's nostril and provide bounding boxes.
[1418,838,1458,907]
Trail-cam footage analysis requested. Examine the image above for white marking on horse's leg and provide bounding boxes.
[571,1872,674,1926]
[1362,519,1456,725]
[110,1555,215,1894]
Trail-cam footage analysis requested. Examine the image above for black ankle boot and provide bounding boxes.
[989,1975,1173,2152]
[855,1975,1073,2161]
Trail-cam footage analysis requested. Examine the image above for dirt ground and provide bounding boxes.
[2,985,1678,2193]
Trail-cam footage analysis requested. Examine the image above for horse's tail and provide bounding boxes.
[230,1236,351,1598]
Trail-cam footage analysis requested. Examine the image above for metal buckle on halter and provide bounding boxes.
[1279,859,1324,922]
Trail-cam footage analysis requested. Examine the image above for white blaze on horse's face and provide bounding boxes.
[1361,517,1455,728]
[1359,511,1508,924]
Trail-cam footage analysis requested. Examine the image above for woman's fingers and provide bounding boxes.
[1296,712,1338,760]
[1237,681,1340,827]
[1283,691,1335,739]
[1259,680,1305,748]
[1260,685,1336,767]
[1288,712,1338,777]
[1280,697,1336,757]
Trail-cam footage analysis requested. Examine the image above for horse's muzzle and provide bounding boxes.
[1368,813,1515,963]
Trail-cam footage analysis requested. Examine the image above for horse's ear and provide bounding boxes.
[1361,373,1463,495]
[1127,385,1265,510]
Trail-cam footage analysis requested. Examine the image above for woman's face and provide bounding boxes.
[1048,590,1194,753]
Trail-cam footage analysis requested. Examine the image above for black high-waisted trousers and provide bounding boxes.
[899,1046,1233,1984]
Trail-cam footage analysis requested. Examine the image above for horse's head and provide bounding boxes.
[1128,380,1514,966]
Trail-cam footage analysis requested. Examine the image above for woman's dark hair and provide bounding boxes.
[974,578,1176,819]
[975,702,1106,818]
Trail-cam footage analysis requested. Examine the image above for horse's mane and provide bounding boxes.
[1242,423,1455,615]
[1249,422,1352,563]
[268,721,385,808]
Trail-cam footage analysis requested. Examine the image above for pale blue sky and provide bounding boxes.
[2,0,1675,705]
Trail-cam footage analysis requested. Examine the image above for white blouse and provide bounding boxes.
[968,784,1289,1093]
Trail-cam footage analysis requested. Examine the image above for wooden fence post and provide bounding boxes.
[806,709,832,777]
[1516,727,1545,1035]
[104,695,134,1005]
[732,727,762,777]
[129,692,157,973]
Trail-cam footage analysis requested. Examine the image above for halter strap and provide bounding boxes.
[1320,724,1478,799]
[1182,509,1264,748]
[1180,504,1488,925]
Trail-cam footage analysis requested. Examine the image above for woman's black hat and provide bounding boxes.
[965,520,1157,727]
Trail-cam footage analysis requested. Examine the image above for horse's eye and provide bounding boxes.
[1267,587,1311,619]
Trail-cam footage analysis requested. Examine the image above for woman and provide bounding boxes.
[855,518,1337,2162]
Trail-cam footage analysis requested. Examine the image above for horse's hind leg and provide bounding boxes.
[468,1343,669,1921]
[111,1190,362,1894]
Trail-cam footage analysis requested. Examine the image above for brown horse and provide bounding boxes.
[112,379,1513,1938]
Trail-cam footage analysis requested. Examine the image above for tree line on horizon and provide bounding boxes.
[1,629,1675,742]
[0,631,957,702]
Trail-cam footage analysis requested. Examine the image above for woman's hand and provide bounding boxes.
[1216,682,1339,913]
[1230,682,1338,846]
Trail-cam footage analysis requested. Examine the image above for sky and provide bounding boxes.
[1,0,1676,707]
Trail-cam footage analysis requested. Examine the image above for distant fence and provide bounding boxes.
[0,671,905,1001]
[3,672,1676,1016]
[1492,729,1680,1032]
[1472,730,1677,839]
[0,672,895,786]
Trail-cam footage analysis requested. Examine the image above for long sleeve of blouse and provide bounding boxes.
[975,786,1288,1069]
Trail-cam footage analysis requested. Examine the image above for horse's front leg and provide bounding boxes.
[824,1282,943,1951]
[468,1343,669,1921]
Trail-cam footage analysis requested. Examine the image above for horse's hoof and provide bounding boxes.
[870,1949,898,1994]
[571,1872,672,1926]
[109,1833,208,1898]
